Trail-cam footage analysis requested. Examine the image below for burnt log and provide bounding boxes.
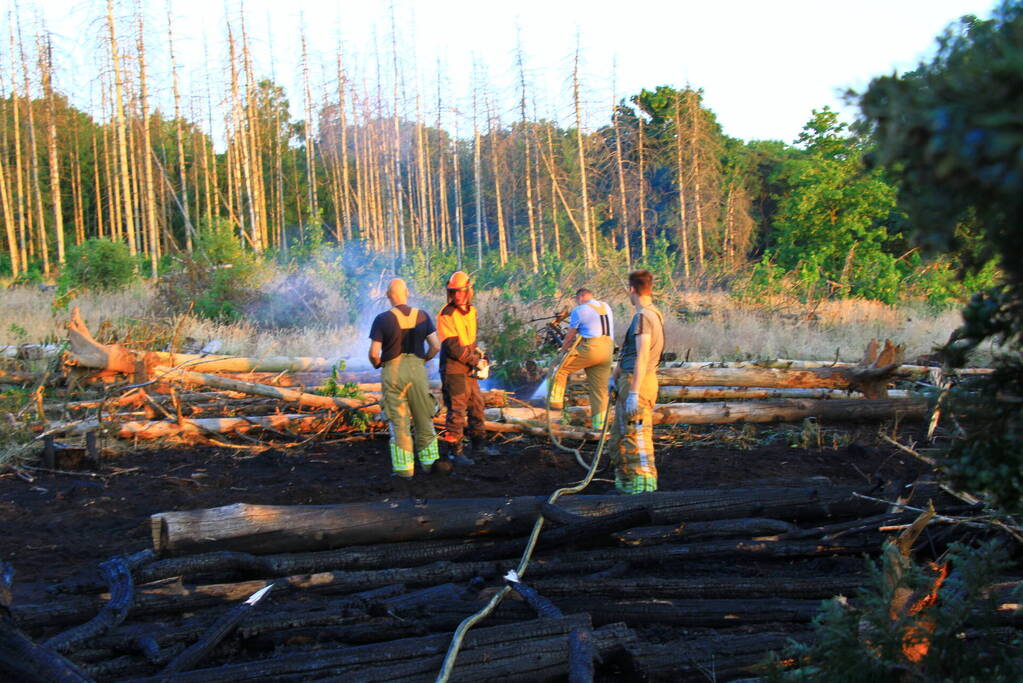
[119,614,608,683]
[89,586,403,652]
[494,596,821,627]
[149,485,896,555]
[626,630,814,681]
[613,518,800,546]
[0,562,93,683]
[530,574,867,600]
[45,557,134,653]
[160,584,272,674]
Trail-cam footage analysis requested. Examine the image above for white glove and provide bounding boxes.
[625,392,640,419]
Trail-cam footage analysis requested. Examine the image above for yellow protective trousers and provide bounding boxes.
[609,372,658,493]
[548,336,613,429]
[382,353,439,476]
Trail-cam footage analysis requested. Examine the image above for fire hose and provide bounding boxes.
[433,348,618,682]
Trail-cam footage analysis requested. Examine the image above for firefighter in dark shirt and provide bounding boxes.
[368,278,441,477]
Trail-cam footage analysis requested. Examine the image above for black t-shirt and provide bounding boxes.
[369,305,437,363]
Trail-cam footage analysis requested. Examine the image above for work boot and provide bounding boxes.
[468,436,498,458]
[446,439,475,466]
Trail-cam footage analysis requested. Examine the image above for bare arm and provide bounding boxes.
[631,334,651,394]
[559,327,578,353]
[424,332,441,361]
[368,340,383,369]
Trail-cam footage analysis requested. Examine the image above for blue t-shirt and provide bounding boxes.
[569,300,614,339]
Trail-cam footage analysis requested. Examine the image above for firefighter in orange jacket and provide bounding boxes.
[436,271,491,465]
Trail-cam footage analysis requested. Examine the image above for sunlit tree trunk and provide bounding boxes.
[0,144,18,276]
[674,92,690,279]
[572,43,593,269]
[38,33,64,266]
[137,11,160,276]
[300,27,318,231]
[516,41,538,273]
[167,1,193,251]
[19,19,48,275]
[688,90,705,270]
[337,49,352,240]
[106,0,136,257]
[638,115,647,260]
[611,78,630,266]
[8,21,29,270]
[487,98,508,265]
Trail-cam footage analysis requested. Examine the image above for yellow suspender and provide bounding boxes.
[390,307,419,330]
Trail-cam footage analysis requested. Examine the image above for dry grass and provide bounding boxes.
[0,283,980,365]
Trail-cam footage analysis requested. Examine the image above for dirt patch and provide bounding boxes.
[0,425,928,589]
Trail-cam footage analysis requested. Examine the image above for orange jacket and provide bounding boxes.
[437,303,479,374]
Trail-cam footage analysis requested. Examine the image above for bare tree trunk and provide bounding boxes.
[38,33,65,266]
[0,146,17,277]
[300,27,318,230]
[336,49,352,240]
[70,137,84,245]
[472,83,484,270]
[674,92,689,279]
[136,11,160,277]
[638,115,647,260]
[572,43,592,269]
[689,90,705,270]
[167,1,193,252]
[452,116,464,268]
[19,17,49,275]
[516,43,538,273]
[107,0,136,257]
[487,98,508,265]
[611,75,630,267]
[6,18,28,271]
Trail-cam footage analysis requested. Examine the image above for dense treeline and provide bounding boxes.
[0,1,997,303]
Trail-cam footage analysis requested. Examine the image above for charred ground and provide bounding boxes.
[1,426,927,591]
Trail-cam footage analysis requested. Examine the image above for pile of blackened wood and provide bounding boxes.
[2,482,1016,682]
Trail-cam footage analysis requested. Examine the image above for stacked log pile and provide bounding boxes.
[6,483,1012,682]
[0,308,989,449]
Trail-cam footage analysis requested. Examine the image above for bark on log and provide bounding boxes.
[70,413,333,440]
[149,485,887,555]
[152,366,378,413]
[0,368,40,384]
[657,386,910,400]
[555,397,928,425]
[655,366,892,391]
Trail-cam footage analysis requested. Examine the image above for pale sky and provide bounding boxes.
[6,0,997,144]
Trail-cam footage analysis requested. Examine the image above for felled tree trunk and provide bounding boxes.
[152,367,375,412]
[499,397,927,426]
[149,485,888,555]
[657,386,911,400]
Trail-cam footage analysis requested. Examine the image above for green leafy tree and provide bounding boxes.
[769,108,901,302]
[859,2,1022,511]
[57,238,138,295]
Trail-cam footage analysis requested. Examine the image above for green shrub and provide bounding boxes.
[57,238,137,295]
[155,218,270,322]
[771,540,1021,681]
